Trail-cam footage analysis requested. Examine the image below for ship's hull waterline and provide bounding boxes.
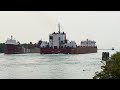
[40,46,97,54]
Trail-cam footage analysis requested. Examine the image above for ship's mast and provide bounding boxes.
[58,23,60,33]
[87,39,88,47]
[11,35,13,40]
[58,23,61,48]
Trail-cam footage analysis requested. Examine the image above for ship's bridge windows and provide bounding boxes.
[50,36,53,40]
[61,41,63,43]
[54,46,57,49]
[60,46,63,48]
[65,40,68,43]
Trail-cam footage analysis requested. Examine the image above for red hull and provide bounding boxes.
[4,44,23,54]
[40,46,97,54]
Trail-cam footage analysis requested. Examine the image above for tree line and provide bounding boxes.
[0,43,5,53]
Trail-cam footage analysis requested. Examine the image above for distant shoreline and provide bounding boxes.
[98,49,120,50]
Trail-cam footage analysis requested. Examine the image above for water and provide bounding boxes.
[0,50,119,79]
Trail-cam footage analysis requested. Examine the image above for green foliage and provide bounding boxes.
[0,43,5,53]
[93,52,120,79]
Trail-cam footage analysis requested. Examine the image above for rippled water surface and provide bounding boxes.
[0,50,118,79]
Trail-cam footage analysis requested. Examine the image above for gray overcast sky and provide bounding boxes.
[0,11,120,49]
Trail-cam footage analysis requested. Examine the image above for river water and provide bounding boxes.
[0,50,118,79]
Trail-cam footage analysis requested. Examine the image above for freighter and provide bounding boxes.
[40,24,97,54]
[4,36,23,54]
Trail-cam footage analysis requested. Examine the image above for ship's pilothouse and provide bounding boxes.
[40,24,77,49]
[5,35,20,45]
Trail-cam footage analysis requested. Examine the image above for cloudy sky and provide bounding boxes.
[0,11,120,49]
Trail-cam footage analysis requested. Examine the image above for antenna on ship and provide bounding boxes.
[58,23,60,33]
[87,38,88,47]
[11,35,13,40]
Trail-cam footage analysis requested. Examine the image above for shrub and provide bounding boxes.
[93,52,120,79]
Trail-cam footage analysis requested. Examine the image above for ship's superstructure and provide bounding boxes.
[4,36,23,54]
[5,36,20,45]
[40,24,97,54]
[81,39,96,47]
[41,24,77,49]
